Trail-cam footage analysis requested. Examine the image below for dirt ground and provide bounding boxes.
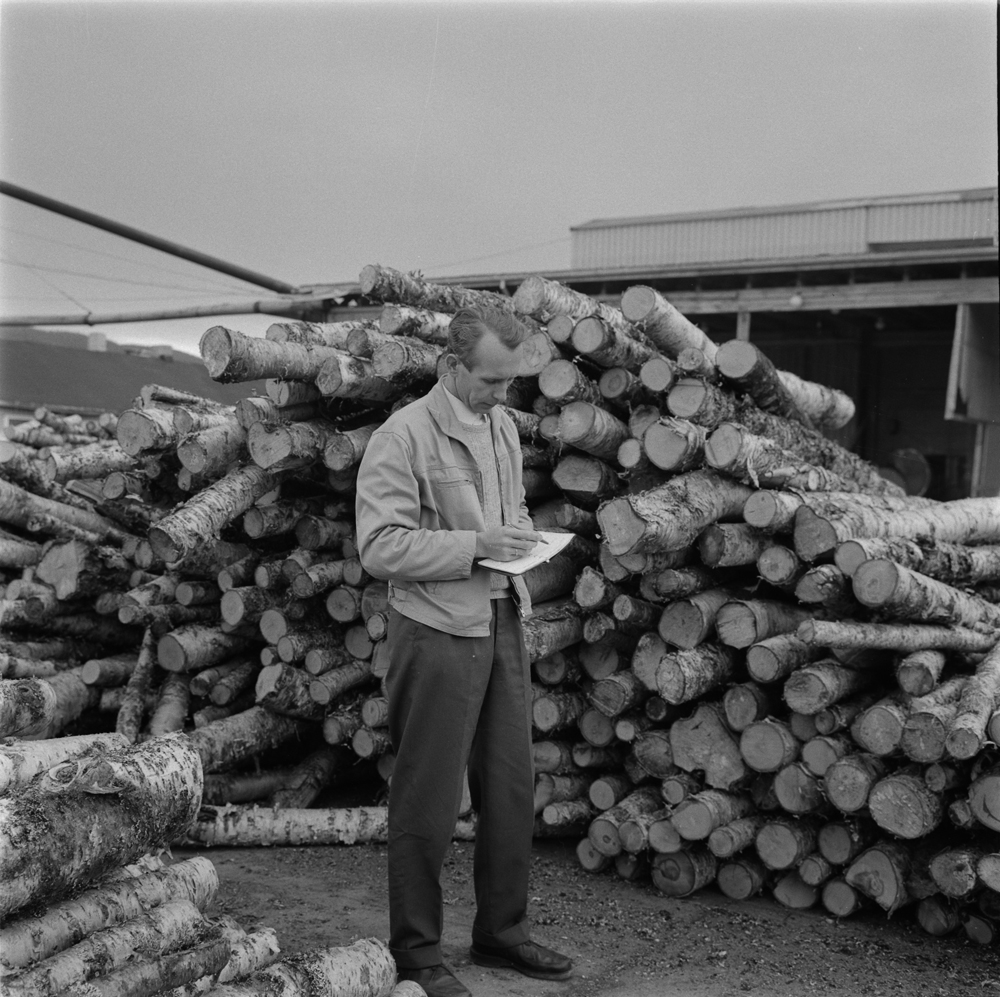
[173,838,999,997]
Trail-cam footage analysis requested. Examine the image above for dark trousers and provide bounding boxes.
[385,599,535,970]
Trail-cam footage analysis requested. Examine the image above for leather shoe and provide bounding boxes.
[470,939,573,981]
[396,964,471,997]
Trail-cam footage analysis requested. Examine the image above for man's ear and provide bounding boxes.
[445,352,460,372]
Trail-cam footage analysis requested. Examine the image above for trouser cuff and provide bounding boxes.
[390,944,443,970]
[471,917,530,949]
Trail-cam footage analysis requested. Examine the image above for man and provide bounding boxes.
[356,304,573,997]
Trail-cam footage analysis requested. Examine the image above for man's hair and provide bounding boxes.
[447,305,530,367]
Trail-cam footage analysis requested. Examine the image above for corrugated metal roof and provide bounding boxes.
[571,188,998,269]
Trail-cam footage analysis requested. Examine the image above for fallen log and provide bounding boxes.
[200,326,343,384]
[267,319,369,348]
[56,934,231,997]
[186,705,311,773]
[557,402,630,463]
[0,478,130,545]
[654,644,738,705]
[183,803,472,848]
[571,315,655,371]
[783,659,878,716]
[716,599,815,649]
[148,672,191,736]
[844,842,913,914]
[651,849,718,897]
[853,559,1000,632]
[670,702,746,790]
[740,719,800,774]
[0,735,203,920]
[824,753,890,814]
[795,497,1000,562]
[379,303,451,342]
[0,856,217,976]
[148,465,281,562]
[717,340,854,431]
[0,732,126,796]
[797,619,996,653]
[6,898,208,997]
[256,664,326,720]
[620,286,718,360]
[697,523,772,568]
[746,634,826,684]
[315,354,398,404]
[834,537,1000,585]
[158,625,258,674]
[361,263,515,315]
[945,644,1000,760]
[716,857,768,900]
[598,470,753,556]
[755,819,817,871]
[587,787,663,856]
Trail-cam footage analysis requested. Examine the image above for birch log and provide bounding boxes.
[852,559,1000,632]
[361,263,516,315]
[597,470,753,555]
[0,856,217,976]
[200,326,343,383]
[620,286,718,360]
[148,465,281,562]
[0,734,203,919]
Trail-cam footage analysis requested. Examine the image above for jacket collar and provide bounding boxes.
[427,376,505,445]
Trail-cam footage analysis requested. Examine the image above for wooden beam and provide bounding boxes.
[589,277,998,315]
[735,311,751,340]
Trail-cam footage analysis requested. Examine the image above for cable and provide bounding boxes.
[0,258,246,295]
[0,224,257,294]
[6,251,90,312]
[424,236,571,275]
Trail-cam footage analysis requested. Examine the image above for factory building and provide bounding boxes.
[337,186,999,498]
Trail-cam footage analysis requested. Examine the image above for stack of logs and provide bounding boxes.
[0,731,410,996]
[1,265,998,946]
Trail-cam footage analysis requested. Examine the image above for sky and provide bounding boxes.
[0,0,996,356]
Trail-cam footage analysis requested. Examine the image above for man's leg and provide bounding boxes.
[467,599,535,949]
[384,609,490,971]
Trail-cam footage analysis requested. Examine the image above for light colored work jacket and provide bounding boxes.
[355,378,534,637]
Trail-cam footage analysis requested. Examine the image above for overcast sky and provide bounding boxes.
[0,0,996,355]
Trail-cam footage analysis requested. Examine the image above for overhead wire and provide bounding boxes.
[0,224,258,294]
[5,251,91,312]
[424,235,571,275]
[0,257,250,295]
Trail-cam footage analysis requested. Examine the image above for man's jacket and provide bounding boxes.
[355,377,534,637]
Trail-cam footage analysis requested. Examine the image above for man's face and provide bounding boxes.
[453,330,524,413]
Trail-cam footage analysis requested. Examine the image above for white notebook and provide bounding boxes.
[478,530,576,577]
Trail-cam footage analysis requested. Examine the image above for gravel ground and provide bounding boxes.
[174,839,1000,997]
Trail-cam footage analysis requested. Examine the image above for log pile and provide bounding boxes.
[0,732,419,996]
[3,269,998,948]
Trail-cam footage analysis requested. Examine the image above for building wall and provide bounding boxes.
[571,188,997,269]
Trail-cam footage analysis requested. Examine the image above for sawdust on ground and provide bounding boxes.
[174,839,1000,997]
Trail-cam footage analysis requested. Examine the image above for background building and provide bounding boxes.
[331,186,999,498]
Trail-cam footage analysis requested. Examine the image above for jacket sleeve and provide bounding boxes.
[355,430,478,583]
[517,473,534,532]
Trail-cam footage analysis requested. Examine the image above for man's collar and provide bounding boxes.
[442,374,488,425]
[427,377,502,441]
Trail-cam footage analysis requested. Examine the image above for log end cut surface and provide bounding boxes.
[596,499,647,557]
[716,340,758,380]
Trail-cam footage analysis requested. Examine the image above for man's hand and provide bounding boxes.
[475,526,542,562]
